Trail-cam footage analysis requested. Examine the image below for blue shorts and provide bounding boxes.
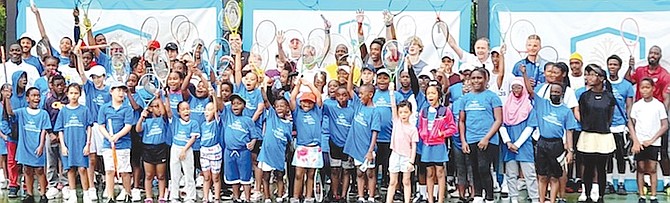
[223,148,252,185]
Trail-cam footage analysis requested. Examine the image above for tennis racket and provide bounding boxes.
[138,73,165,106]
[509,19,537,58]
[620,18,640,59]
[298,0,320,11]
[314,168,324,202]
[249,43,270,75]
[382,40,404,76]
[111,53,128,83]
[108,119,118,177]
[538,46,559,63]
[171,15,191,52]
[387,0,410,17]
[1,47,6,84]
[255,20,277,49]
[303,28,328,71]
[77,0,103,39]
[206,38,232,79]
[395,15,417,44]
[140,17,160,52]
[223,0,242,35]
[491,3,511,45]
[348,10,372,48]
[36,39,51,61]
[282,29,305,61]
[431,20,449,53]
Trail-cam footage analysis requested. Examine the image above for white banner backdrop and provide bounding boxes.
[489,0,670,77]
[243,0,472,72]
[17,0,222,58]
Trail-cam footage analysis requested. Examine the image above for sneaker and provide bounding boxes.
[590,187,600,202]
[393,191,404,201]
[264,199,272,203]
[472,197,484,203]
[605,182,615,194]
[8,186,18,198]
[578,192,587,202]
[45,187,61,199]
[250,190,262,202]
[650,198,659,203]
[493,182,501,193]
[64,187,75,200]
[617,182,627,195]
[144,198,154,203]
[412,193,422,203]
[83,191,94,203]
[221,189,233,200]
[117,189,129,201]
[276,197,284,203]
[638,198,646,203]
[125,194,133,203]
[132,188,142,202]
[196,176,204,188]
[88,188,99,200]
[40,195,48,203]
[356,197,365,203]
[558,198,567,203]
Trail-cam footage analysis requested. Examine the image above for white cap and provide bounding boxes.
[459,62,477,72]
[337,65,350,74]
[110,81,128,90]
[491,46,501,54]
[376,68,391,76]
[417,68,434,80]
[85,65,106,78]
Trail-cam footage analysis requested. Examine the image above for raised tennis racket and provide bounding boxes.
[171,15,191,52]
[348,10,372,48]
[77,0,103,39]
[282,29,305,61]
[538,46,559,63]
[111,53,128,83]
[254,20,277,49]
[249,43,270,75]
[620,18,640,59]
[387,0,410,17]
[224,0,242,35]
[36,39,51,61]
[491,3,511,45]
[138,73,165,106]
[303,28,328,71]
[206,38,232,80]
[140,17,160,52]
[395,15,417,44]
[431,20,449,52]
[509,19,537,58]
[382,40,404,75]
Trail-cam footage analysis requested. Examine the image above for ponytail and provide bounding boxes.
[554,62,571,87]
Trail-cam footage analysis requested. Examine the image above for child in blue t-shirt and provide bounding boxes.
[184,69,213,186]
[135,94,170,202]
[96,82,133,201]
[7,87,52,202]
[343,70,381,203]
[222,94,259,202]
[0,84,10,186]
[165,100,200,202]
[323,85,356,201]
[54,83,94,201]
[258,83,293,203]
[200,88,223,202]
[288,79,324,203]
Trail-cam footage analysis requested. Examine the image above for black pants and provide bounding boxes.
[376,142,391,186]
[660,133,670,176]
[468,143,499,201]
[607,132,626,174]
[582,153,610,198]
[568,131,583,179]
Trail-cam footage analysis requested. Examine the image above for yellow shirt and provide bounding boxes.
[324,63,361,84]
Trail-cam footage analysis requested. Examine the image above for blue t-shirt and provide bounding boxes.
[502,114,537,163]
[257,107,293,171]
[222,104,259,150]
[14,108,52,167]
[84,80,110,123]
[24,55,44,74]
[533,95,579,139]
[323,98,355,147]
[460,90,502,145]
[97,102,134,149]
[450,99,463,150]
[140,117,168,145]
[449,83,465,104]
[35,77,50,109]
[321,114,330,153]
[0,107,10,135]
[372,89,403,143]
[512,58,548,86]
[96,52,111,75]
[200,119,222,148]
[51,47,71,66]
[170,116,200,147]
[189,96,210,150]
[343,94,381,162]
[234,83,264,120]
[122,92,145,125]
[53,105,93,136]
[610,79,634,126]
[293,105,323,146]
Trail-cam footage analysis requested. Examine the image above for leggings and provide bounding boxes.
[468,143,499,201]
[606,132,626,174]
[660,133,670,176]
[582,153,611,198]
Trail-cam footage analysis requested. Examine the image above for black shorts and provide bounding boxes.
[329,141,347,161]
[535,137,565,178]
[143,144,169,164]
[423,162,445,167]
[635,146,660,161]
[252,140,263,154]
[130,128,144,166]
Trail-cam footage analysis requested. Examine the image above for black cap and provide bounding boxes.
[229,93,246,105]
[164,42,178,51]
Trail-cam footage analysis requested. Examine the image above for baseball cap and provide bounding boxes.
[300,92,317,103]
[361,64,376,73]
[229,93,247,104]
[376,68,391,77]
[148,40,161,50]
[459,62,477,73]
[417,69,434,80]
[165,42,178,51]
[441,52,456,61]
[490,46,501,54]
[86,65,106,78]
[570,52,583,62]
[337,65,351,74]
[110,81,128,90]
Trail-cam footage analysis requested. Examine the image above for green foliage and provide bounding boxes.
[0,5,5,46]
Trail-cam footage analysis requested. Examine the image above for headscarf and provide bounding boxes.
[503,77,533,125]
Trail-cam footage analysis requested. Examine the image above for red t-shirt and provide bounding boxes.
[631,65,670,102]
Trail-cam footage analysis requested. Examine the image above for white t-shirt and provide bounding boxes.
[630,98,667,146]
[569,75,585,90]
[536,83,579,109]
[2,60,40,87]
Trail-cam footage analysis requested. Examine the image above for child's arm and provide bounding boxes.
[31,4,51,46]
[164,94,174,119]
[127,90,141,111]
[439,109,458,138]
[233,46,243,86]
[346,64,355,97]
[645,118,669,147]
[58,131,68,156]
[261,77,271,110]
[112,124,132,142]
[627,117,641,154]
[37,129,46,157]
[512,127,535,149]
[366,130,378,162]
[180,125,200,160]
[215,81,224,112]
[289,79,302,111]
[136,109,149,133]
[75,44,88,84]
[497,45,506,89]
[565,130,574,164]
[304,79,323,107]
[520,65,535,98]
[458,110,470,154]
[84,125,91,155]
[478,107,503,149]
[3,97,14,117]
[252,99,266,122]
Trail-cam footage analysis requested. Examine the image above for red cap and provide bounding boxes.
[300,93,317,103]
[148,40,161,50]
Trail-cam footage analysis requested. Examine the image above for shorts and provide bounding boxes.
[200,145,223,174]
[291,145,324,169]
[142,144,169,164]
[330,155,354,169]
[353,152,376,171]
[535,137,565,178]
[223,148,253,185]
[388,151,413,173]
[258,161,277,172]
[89,123,105,153]
[252,140,263,154]
[635,146,660,161]
[130,129,143,166]
[329,141,347,160]
[101,148,132,173]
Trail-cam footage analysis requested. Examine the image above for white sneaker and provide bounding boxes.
[62,187,73,200]
[46,187,62,199]
[472,197,484,203]
[493,182,501,193]
[132,188,142,202]
[116,189,129,201]
[590,185,599,202]
[83,192,93,203]
[251,190,262,201]
[196,176,204,188]
[88,188,99,200]
[179,178,185,187]
[578,191,587,202]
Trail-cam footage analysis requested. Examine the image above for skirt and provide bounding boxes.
[576,131,615,154]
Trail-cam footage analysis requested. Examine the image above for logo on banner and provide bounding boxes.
[570,27,645,67]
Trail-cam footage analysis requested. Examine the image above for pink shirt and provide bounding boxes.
[390,118,419,157]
